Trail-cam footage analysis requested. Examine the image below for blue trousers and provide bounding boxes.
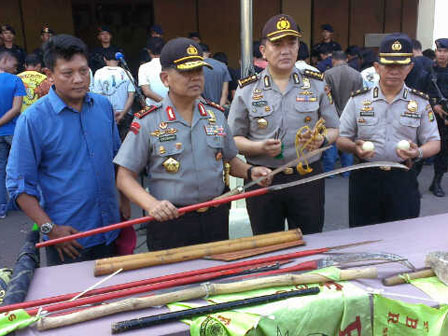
[322,144,353,174]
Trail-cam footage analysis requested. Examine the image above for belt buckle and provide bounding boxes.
[283,167,294,175]
[196,207,209,213]
[379,166,391,171]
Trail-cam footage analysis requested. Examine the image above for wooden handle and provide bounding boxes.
[94,229,303,276]
[37,267,377,331]
[382,269,435,286]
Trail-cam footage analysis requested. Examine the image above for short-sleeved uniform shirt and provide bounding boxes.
[228,67,339,168]
[114,96,238,206]
[339,84,440,162]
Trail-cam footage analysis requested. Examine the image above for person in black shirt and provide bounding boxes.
[0,24,26,73]
[89,26,122,75]
[312,24,341,57]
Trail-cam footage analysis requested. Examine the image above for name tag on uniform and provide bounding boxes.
[159,134,177,142]
[252,100,268,107]
[401,112,420,119]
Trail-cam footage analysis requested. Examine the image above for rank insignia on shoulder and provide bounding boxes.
[304,69,324,81]
[202,99,225,112]
[410,88,429,100]
[351,87,370,97]
[238,74,258,88]
[134,105,159,119]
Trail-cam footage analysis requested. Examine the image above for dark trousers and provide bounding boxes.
[146,204,229,251]
[349,167,420,228]
[434,116,448,174]
[246,161,325,235]
[45,242,116,266]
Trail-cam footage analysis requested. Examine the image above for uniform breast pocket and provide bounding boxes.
[357,117,379,138]
[152,141,184,158]
[295,100,319,113]
[248,105,274,132]
[399,116,421,128]
[206,135,224,150]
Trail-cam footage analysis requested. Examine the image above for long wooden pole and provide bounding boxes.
[95,229,302,276]
[37,267,377,331]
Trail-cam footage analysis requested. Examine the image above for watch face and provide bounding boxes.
[40,222,53,234]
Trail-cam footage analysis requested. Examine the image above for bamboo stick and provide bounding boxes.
[94,229,302,276]
[37,267,377,331]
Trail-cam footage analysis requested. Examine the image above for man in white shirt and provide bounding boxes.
[138,37,168,106]
[92,50,135,137]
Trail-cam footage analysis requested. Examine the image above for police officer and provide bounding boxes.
[33,26,54,63]
[228,14,339,235]
[337,33,441,227]
[113,38,271,251]
[428,38,448,197]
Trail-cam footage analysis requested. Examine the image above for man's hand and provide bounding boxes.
[146,200,179,222]
[297,130,325,151]
[396,141,419,161]
[260,139,282,157]
[354,140,375,160]
[115,111,124,124]
[47,225,83,262]
[250,166,272,187]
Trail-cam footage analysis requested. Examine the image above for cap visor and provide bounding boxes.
[176,60,213,71]
[268,31,301,42]
[378,57,412,65]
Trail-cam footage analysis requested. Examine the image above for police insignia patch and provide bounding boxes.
[427,104,435,122]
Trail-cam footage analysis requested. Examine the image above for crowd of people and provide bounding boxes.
[0,14,446,267]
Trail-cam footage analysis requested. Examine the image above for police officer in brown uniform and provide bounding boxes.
[228,14,339,235]
[337,33,440,227]
[114,38,271,251]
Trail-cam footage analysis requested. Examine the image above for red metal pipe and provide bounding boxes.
[36,188,269,248]
[0,246,326,314]
[23,261,283,316]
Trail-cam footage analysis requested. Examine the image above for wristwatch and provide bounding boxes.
[40,222,55,235]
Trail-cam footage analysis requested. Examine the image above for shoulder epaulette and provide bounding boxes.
[304,69,324,81]
[134,105,159,119]
[410,88,429,100]
[238,74,258,88]
[351,87,371,97]
[202,98,225,112]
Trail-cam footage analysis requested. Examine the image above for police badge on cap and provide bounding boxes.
[160,37,213,71]
[378,33,413,65]
[262,14,302,42]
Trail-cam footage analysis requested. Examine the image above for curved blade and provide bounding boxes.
[318,252,416,271]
